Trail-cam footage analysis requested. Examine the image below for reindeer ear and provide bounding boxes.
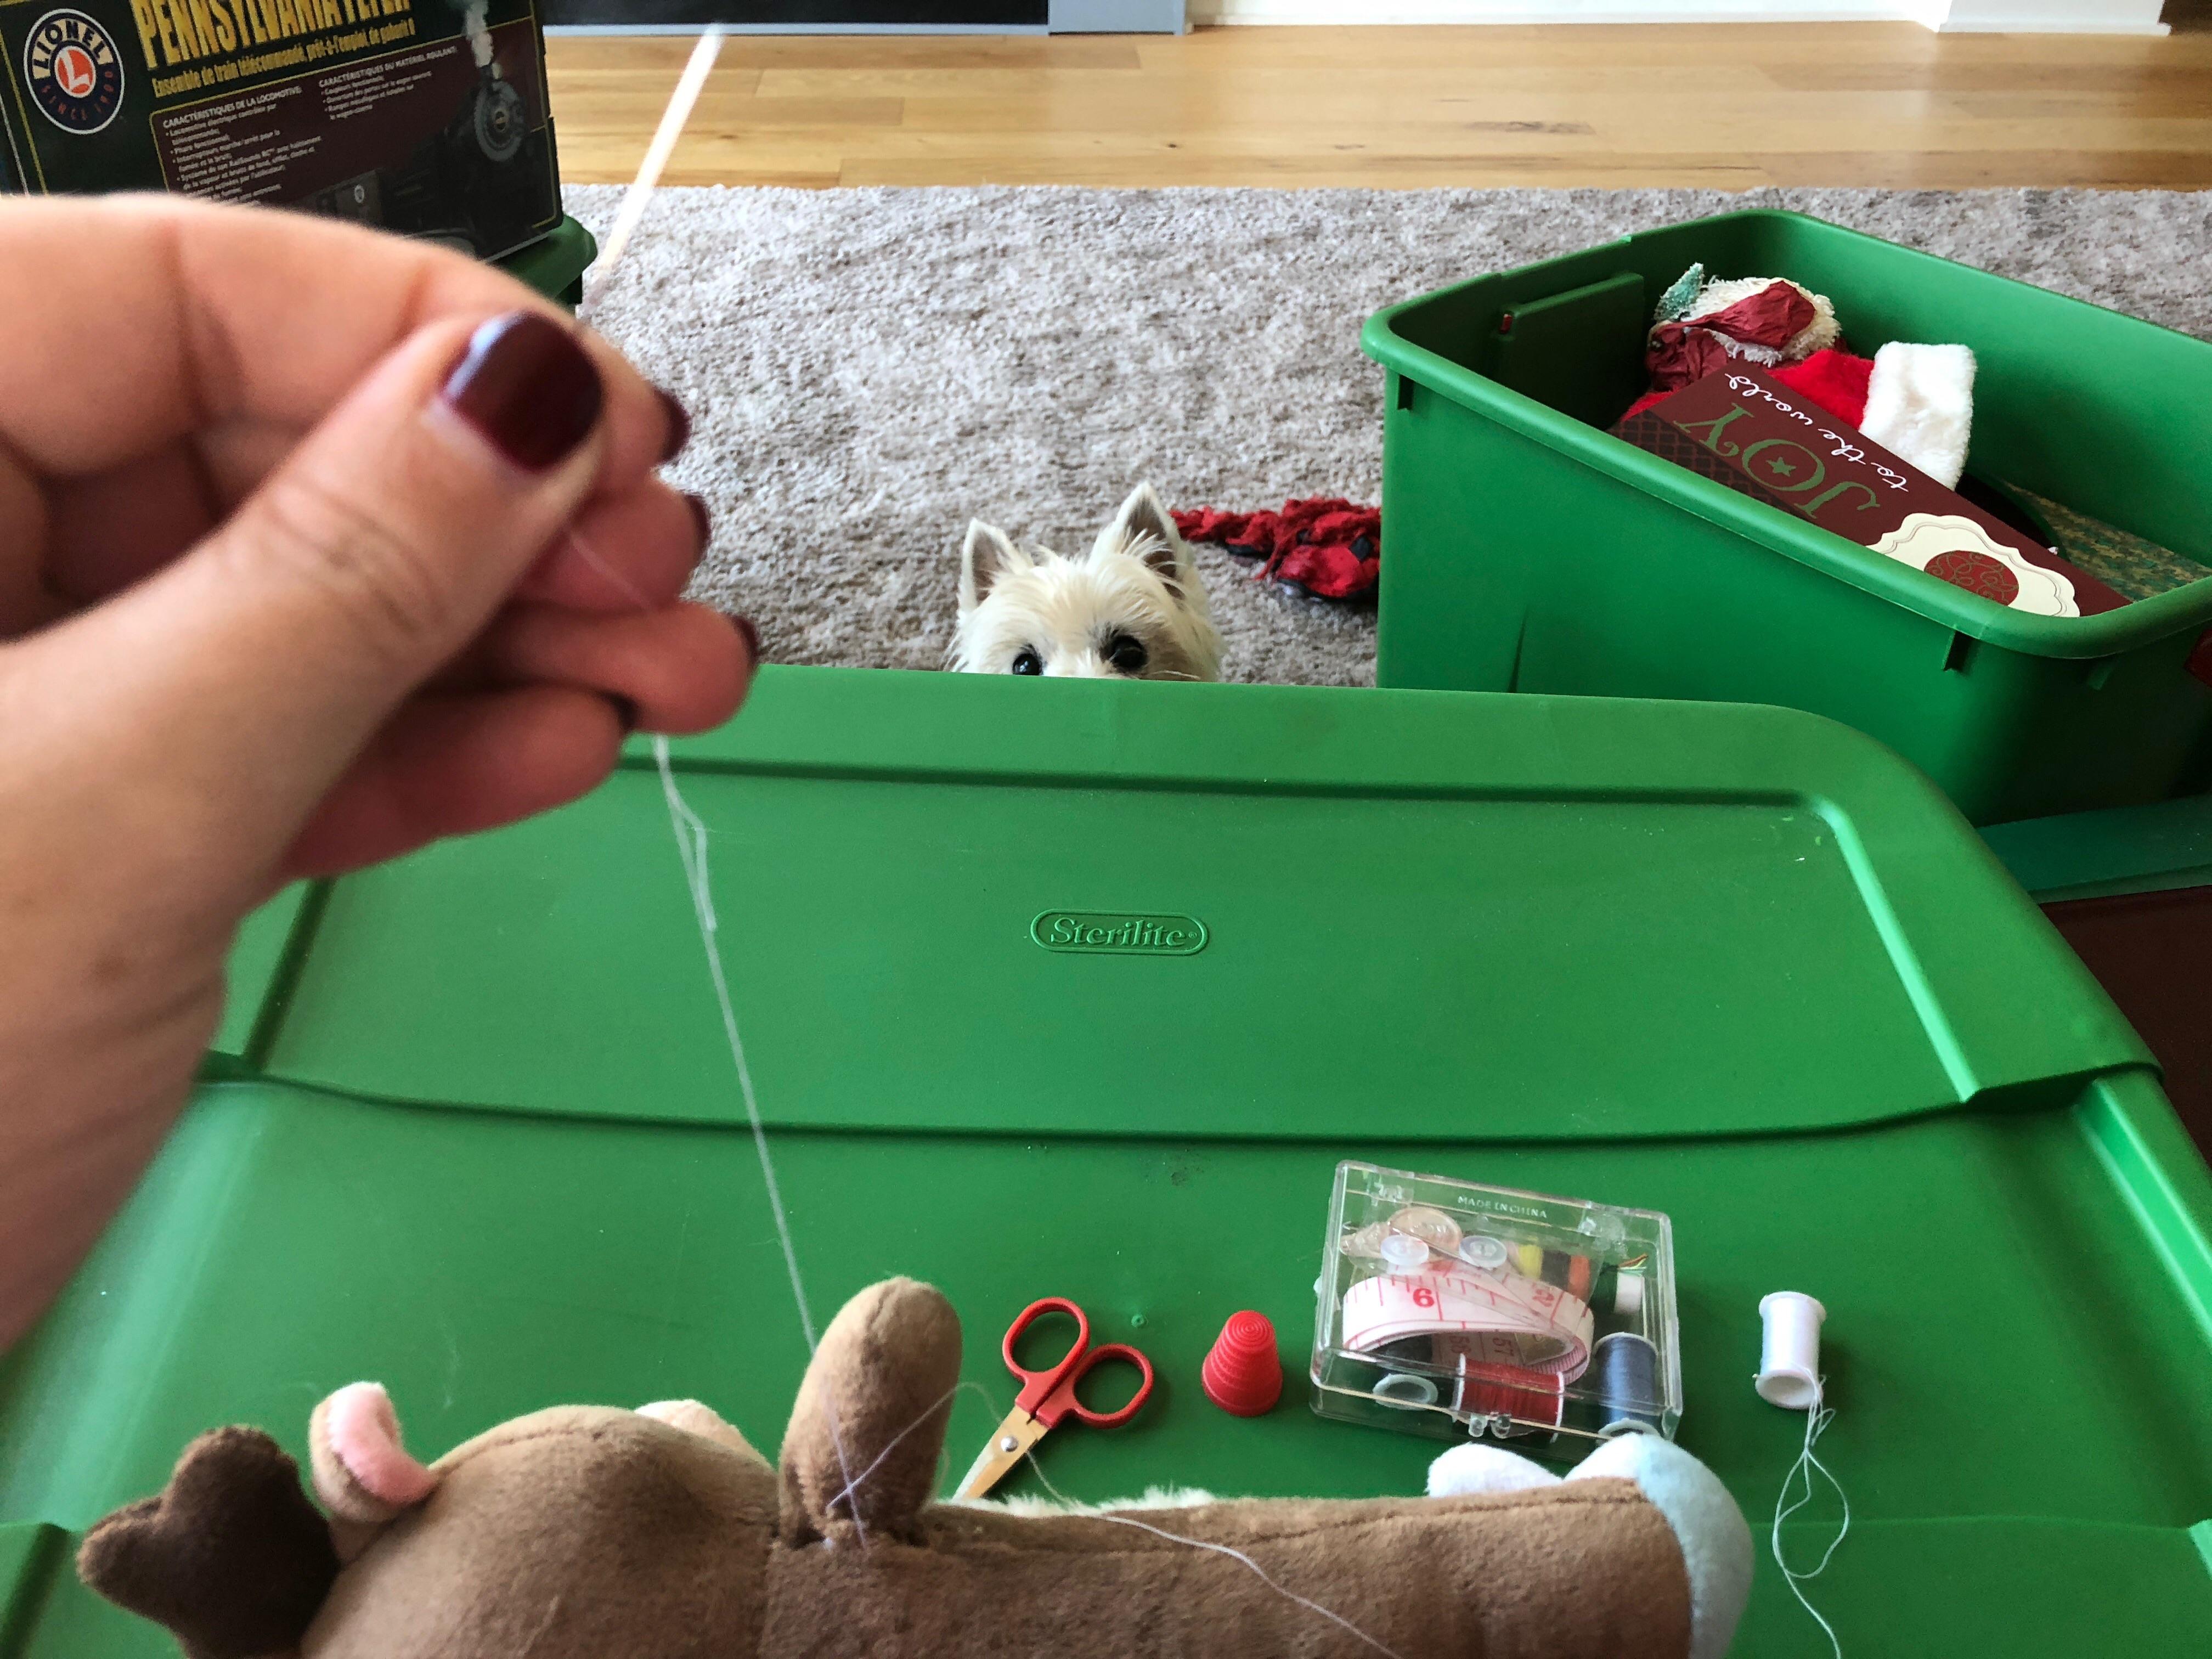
[779,1278,961,1547]
[1102,482,1194,596]
[960,521,1026,616]
[308,1382,438,1526]
[78,1427,338,1659]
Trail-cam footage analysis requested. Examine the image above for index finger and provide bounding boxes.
[0,194,673,489]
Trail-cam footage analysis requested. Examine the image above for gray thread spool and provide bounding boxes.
[1592,1331,1662,1436]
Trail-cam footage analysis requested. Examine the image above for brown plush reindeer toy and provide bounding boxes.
[78,1278,1751,1659]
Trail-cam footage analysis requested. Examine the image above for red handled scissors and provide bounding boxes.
[953,1297,1156,1499]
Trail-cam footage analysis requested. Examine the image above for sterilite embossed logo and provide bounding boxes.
[24,9,124,136]
[1031,911,1207,957]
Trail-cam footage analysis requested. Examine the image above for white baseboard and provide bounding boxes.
[1937,0,2166,30]
[544,22,1048,32]
[1190,0,2168,28]
[1191,1,1910,19]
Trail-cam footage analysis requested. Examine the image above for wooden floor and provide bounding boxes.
[544,22,2212,191]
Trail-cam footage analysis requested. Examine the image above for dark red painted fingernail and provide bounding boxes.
[725,612,760,662]
[684,492,712,552]
[439,312,603,472]
[607,693,639,733]
[656,387,692,462]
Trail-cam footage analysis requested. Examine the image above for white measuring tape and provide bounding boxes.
[1341,1268,1596,1379]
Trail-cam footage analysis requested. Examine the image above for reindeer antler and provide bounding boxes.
[77,1426,338,1659]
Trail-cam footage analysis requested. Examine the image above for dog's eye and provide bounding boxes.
[1011,649,1043,675]
[1105,633,1149,674]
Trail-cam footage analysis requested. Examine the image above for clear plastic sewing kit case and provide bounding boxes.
[1311,1161,1680,1452]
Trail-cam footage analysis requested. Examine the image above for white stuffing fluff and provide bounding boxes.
[1860,341,1977,488]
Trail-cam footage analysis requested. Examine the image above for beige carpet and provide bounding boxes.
[563,185,2212,686]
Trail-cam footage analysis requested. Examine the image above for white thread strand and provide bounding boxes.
[1771,1380,1849,1659]
[579,26,722,315]
[816,1385,870,1550]
[829,1380,975,1511]
[578,21,880,1551]
[1018,1447,1409,1659]
[594,32,1410,1624]
[653,735,871,1548]
[652,737,818,1351]
[565,528,656,612]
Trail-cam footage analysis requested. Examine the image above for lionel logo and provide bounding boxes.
[25,10,125,136]
[1032,911,1207,956]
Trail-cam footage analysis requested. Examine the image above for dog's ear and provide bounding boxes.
[1103,482,1194,597]
[960,520,1025,617]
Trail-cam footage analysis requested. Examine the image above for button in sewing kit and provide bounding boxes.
[1311,1160,1680,1456]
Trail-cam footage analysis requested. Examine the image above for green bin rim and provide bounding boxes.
[1361,208,2212,663]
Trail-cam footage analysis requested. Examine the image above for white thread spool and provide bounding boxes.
[1757,1291,1826,1409]
[1610,1269,1646,1319]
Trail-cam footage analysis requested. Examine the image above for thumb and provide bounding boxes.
[21,309,612,882]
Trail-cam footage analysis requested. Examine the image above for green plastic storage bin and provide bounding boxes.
[4,668,2209,1655]
[496,214,596,309]
[1983,787,2212,904]
[1363,208,2212,827]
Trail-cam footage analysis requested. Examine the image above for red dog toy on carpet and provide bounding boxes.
[1173,498,1381,601]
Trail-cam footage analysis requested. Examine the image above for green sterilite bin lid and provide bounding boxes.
[8,668,2209,1658]
[222,668,2145,1139]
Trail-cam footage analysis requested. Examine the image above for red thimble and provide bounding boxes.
[1201,1310,1283,1417]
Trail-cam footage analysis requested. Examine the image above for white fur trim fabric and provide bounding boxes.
[1861,342,1977,489]
[1569,1435,1753,1659]
[1425,1442,1562,1497]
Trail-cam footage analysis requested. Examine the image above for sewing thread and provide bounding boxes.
[579,26,722,315]
[652,737,818,1353]
[572,28,888,1541]
[593,34,1411,1646]
[1772,1379,1848,1659]
[1015,1445,1409,1659]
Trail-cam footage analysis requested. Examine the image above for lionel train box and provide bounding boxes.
[0,0,560,259]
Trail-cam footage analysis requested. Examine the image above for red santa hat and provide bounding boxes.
[1639,269,1977,488]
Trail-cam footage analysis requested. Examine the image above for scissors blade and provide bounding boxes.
[953,1407,1052,1501]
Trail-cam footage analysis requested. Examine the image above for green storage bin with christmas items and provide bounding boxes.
[1982,786,2212,903]
[3,667,2210,1656]
[499,213,595,309]
[1362,208,2212,827]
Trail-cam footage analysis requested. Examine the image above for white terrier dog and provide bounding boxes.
[951,483,1222,681]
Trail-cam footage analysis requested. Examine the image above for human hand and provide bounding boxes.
[0,195,753,1346]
